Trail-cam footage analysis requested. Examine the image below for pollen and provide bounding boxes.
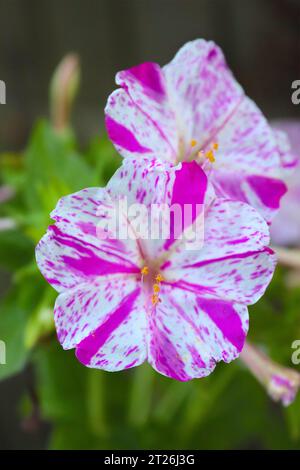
[212,142,219,150]
[190,139,197,147]
[155,273,164,283]
[151,294,160,305]
[205,149,215,163]
[141,266,149,276]
[153,283,160,293]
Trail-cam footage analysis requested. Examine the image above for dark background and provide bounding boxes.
[0,0,299,449]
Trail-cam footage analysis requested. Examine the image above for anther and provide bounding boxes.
[205,149,215,163]
[153,284,160,293]
[141,266,149,276]
[151,295,159,305]
[155,274,164,283]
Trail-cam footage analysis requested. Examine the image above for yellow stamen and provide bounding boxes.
[190,139,197,147]
[151,294,159,305]
[205,149,215,163]
[153,284,160,293]
[141,266,149,276]
[155,274,164,283]
[212,142,219,150]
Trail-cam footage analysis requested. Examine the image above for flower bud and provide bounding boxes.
[50,53,80,131]
[240,341,300,406]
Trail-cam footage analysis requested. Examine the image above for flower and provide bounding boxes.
[36,159,276,380]
[105,39,293,222]
[50,53,80,131]
[240,342,300,406]
[270,120,300,246]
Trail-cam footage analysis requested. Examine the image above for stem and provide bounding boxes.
[272,246,300,269]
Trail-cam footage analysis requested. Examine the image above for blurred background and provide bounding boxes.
[0,0,300,450]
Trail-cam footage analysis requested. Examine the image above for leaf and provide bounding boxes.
[86,135,121,184]
[0,230,33,271]
[24,121,96,204]
[0,271,47,380]
[0,292,28,380]
[33,341,88,424]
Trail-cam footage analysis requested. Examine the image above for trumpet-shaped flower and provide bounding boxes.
[36,159,276,380]
[105,39,293,222]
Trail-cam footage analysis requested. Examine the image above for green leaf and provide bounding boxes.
[21,120,97,241]
[0,270,47,380]
[86,135,121,184]
[0,230,33,271]
[33,341,88,424]
[0,292,28,380]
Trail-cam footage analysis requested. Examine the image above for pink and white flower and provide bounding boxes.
[271,120,300,246]
[105,39,293,223]
[36,159,276,380]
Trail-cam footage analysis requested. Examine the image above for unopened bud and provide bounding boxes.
[50,53,80,131]
[240,341,300,406]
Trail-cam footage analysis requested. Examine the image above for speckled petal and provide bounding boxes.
[107,158,212,259]
[148,284,248,381]
[54,276,141,347]
[163,39,243,151]
[105,39,288,221]
[75,286,148,371]
[35,187,141,292]
[163,198,276,305]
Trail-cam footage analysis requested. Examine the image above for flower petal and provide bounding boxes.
[212,169,287,223]
[36,225,140,293]
[107,158,212,259]
[163,198,276,304]
[50,187,140,266]
[163,39,243,151]
[36,187,144,292]
[105,88,176,161]
[54,277,140,350]
[75,286,147,371]
[210,98,288,221]
[148,284,248,381]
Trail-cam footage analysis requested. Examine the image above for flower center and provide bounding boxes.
[187,139,219,164]
[141,266,164,305]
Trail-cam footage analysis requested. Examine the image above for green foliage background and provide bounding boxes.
[0,116,300,449]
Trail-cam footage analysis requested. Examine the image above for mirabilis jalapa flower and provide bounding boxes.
[36,158,276,380]
[105,39,294,223]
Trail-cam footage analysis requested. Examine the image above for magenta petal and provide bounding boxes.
[76,288,141,366]
[105,115,151,154]
[147,284,249,381]
[196,297,245,352]
[165,161,208,250]
[246,175,287,210]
